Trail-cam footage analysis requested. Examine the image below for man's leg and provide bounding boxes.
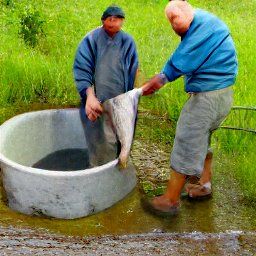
[186,88,233,198]
[186,151,213,198]
[149,169,186,212]
[148,93,209,212]
[199,151,213,184]
[153,153,212,204]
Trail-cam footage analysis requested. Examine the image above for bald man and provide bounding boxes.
[142,1,237,215]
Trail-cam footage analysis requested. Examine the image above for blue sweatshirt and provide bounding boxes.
[73,27,138,102]
[162,9,238,92]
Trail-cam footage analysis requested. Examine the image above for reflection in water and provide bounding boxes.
[161,198,215,233]
[32,148,90,171]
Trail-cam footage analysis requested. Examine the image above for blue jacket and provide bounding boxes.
[73,27,138,101]
[162,9,238,92]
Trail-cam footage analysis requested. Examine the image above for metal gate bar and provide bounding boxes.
[219,106,256,134]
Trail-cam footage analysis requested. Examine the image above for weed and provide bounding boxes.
[19,5,45,48]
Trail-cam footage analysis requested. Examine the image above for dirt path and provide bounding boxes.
[0,226,255,255]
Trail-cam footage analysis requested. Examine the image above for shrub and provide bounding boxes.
[19,6,45,48]
[1,0,14,7]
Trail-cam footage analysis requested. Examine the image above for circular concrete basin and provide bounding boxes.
[0,109,137,219]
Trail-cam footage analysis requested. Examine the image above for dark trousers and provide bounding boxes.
[79,104,119,167]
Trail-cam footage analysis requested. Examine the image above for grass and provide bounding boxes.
[0,0,256,203]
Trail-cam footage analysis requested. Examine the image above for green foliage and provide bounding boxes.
[1,0,14,7]
[140,181,166,197]
[19,6,45,48]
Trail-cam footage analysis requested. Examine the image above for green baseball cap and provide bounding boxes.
[101,5,125,20]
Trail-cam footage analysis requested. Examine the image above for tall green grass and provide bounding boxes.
[0,0,256,202]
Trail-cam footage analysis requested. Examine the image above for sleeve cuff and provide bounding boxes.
[159,73,169,84]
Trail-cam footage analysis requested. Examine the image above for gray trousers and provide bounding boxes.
[170,87,233,177]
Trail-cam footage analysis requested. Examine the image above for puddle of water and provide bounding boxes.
[32,148,90,171]
[0,174,255,238]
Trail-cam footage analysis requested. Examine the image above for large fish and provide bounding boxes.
[103,88,142,169]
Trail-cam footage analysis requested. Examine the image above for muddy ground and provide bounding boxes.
[0,226,255,255]
[0,109,255,255]
[0,227,256,255]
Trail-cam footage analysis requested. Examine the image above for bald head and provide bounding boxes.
[165,1,194,36]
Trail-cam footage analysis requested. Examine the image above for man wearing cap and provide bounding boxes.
[142,0,237,214]
[73,5,138,166]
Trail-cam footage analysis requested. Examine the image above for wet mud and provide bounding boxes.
[0,105,255,254]
[0,226,255,255]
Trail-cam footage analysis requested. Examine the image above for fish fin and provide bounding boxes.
[118,156,128,170]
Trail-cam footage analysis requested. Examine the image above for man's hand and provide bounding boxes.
[85,87,103,122]
[141,74,167,96]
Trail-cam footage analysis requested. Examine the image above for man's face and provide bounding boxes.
[168,12,190,36]
[102,16,124,36]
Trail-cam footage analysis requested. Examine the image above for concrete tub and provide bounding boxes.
[0,109,137,219]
